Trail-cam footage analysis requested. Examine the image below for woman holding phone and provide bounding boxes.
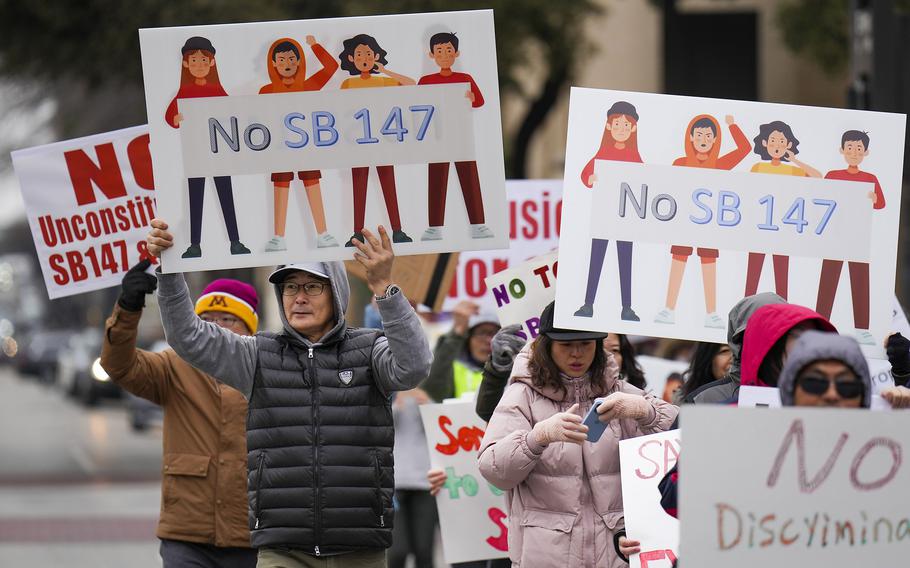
[477,301,677,568]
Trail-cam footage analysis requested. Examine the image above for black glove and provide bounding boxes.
[490,324,527,373]
[118,259,157,311]
[887,333,910,380]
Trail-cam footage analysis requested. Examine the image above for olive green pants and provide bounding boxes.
[257,548,386,568]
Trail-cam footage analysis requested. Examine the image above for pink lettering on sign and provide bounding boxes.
[766,419,903,493]
[435,415,486,456]
[635,438,681,480]
[639,549,677,567]
[486,507,509,551]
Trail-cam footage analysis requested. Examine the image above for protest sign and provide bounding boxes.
[139,10,507,273]
[680,406,910,567]
[419,401,509,564]
[893,295,910,339]
[738,385,783,408]
[484,251,558,339]
[345,252,458,312]
[444,179,562,311]
[619,430,681,568]
[12,125,157,299]
[637,355,689,402]
[555,88,906,356]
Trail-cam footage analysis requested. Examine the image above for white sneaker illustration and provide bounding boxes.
[421,227,444,241]
[856,329,875,345]
[654,308,675,324]
[704,312,725,329]
[316,233,340,248]
[470,224,495,239]
[265,236,287,252]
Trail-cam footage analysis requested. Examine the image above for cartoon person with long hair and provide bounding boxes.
[260,36,340,252]
[816,130,885,345]
[165,36,250,259]
[654,114,751,329]
[744,121,822,299]
[338,34,415,247]
[574,101,642,322]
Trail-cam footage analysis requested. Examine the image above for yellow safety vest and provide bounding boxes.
[453,360,484,398]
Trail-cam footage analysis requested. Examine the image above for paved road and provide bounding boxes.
[0,367,162,566]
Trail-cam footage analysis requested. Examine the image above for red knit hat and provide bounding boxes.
[195,278,259,333]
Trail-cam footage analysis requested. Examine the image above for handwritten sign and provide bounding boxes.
[484,251,558,339]
[12,125,158,299]
[419,402,509,564]
[619,430,681,568]
[680,406,910,567]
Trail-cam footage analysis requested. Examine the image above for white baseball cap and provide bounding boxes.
[268,262,330,283]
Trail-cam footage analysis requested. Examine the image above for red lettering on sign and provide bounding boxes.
[435,415,486,456]
[486,507,509,551]
[64,142,127,206]
[640,549,677,568]
[126,134,155,190]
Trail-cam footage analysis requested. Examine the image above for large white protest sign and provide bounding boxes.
[484,251,558,339]
[419,402,509,564]
[12,126,158,299]
[555,88,906,356]
[637,355,689,402]
[139,10,507,272]
[619,430,680,568]
[680,406,910,567]
[444,179,561,311]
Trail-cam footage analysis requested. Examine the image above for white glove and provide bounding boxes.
[531,403,588,446]
[596,392,653,423]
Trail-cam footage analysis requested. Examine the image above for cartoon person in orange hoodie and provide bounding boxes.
[653,114,751,329]
[260,36,340,251]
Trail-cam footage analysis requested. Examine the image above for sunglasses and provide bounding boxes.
[796,376,864,399]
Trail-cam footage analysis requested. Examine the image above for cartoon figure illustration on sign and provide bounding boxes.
[260,36,340,252]
[417,31,494,242]
[816,130,885,345]
[654,114,751,329]
[165,36,250,259]
[575,101,642,322]
[338,34,416,247]
[745,121,822,299]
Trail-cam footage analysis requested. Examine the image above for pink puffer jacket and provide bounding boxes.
[478,345,678,567]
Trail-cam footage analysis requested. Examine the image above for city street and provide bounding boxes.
[0,367,163,566]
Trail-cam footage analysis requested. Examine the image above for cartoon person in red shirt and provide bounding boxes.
[816,130,885,345]
[417,31,494,242]
[259,36,340,252]
[654,114,751,329]
[165,36,249,259]
[574,101,642,322]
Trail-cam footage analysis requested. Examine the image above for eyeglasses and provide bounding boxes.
[280,281,327,297]
[796,376,864,399]
[200,314,242,327]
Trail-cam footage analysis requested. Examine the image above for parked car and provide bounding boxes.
[58,329,121,406]
[18,329,73,384]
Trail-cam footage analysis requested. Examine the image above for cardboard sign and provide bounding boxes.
[345,252,459,312]
[738,385,783,408]
[139,10,507,272]
[619,430,681,568]
[419,402,509,564]
[444,179,562,311]
[11,125,158,299]
[555,88,906,357]
[484,251,558,339]
[680,406,910,567]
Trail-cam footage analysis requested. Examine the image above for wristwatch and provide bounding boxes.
[374,283,401,301]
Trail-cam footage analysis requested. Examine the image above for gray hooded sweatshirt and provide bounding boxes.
[778,330,872,407]
[686,292,786,404]
[155,263,432,555]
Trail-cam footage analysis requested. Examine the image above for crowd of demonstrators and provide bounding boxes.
[674,342,732,404]
[146,219,431,568]
[100,260,258,568]
[477,302,678,567]
[604,333,647,390]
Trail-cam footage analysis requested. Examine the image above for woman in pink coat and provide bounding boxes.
[478,302,678,567]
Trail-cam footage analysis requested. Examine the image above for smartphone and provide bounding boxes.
[583,398,608,442]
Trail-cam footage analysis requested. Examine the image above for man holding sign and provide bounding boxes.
[147,221,432,567]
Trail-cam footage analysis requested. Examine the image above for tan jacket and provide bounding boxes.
[100,305,250,548]
[478,345,678,567]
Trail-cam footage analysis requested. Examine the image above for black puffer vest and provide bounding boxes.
[247,328,394,555]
